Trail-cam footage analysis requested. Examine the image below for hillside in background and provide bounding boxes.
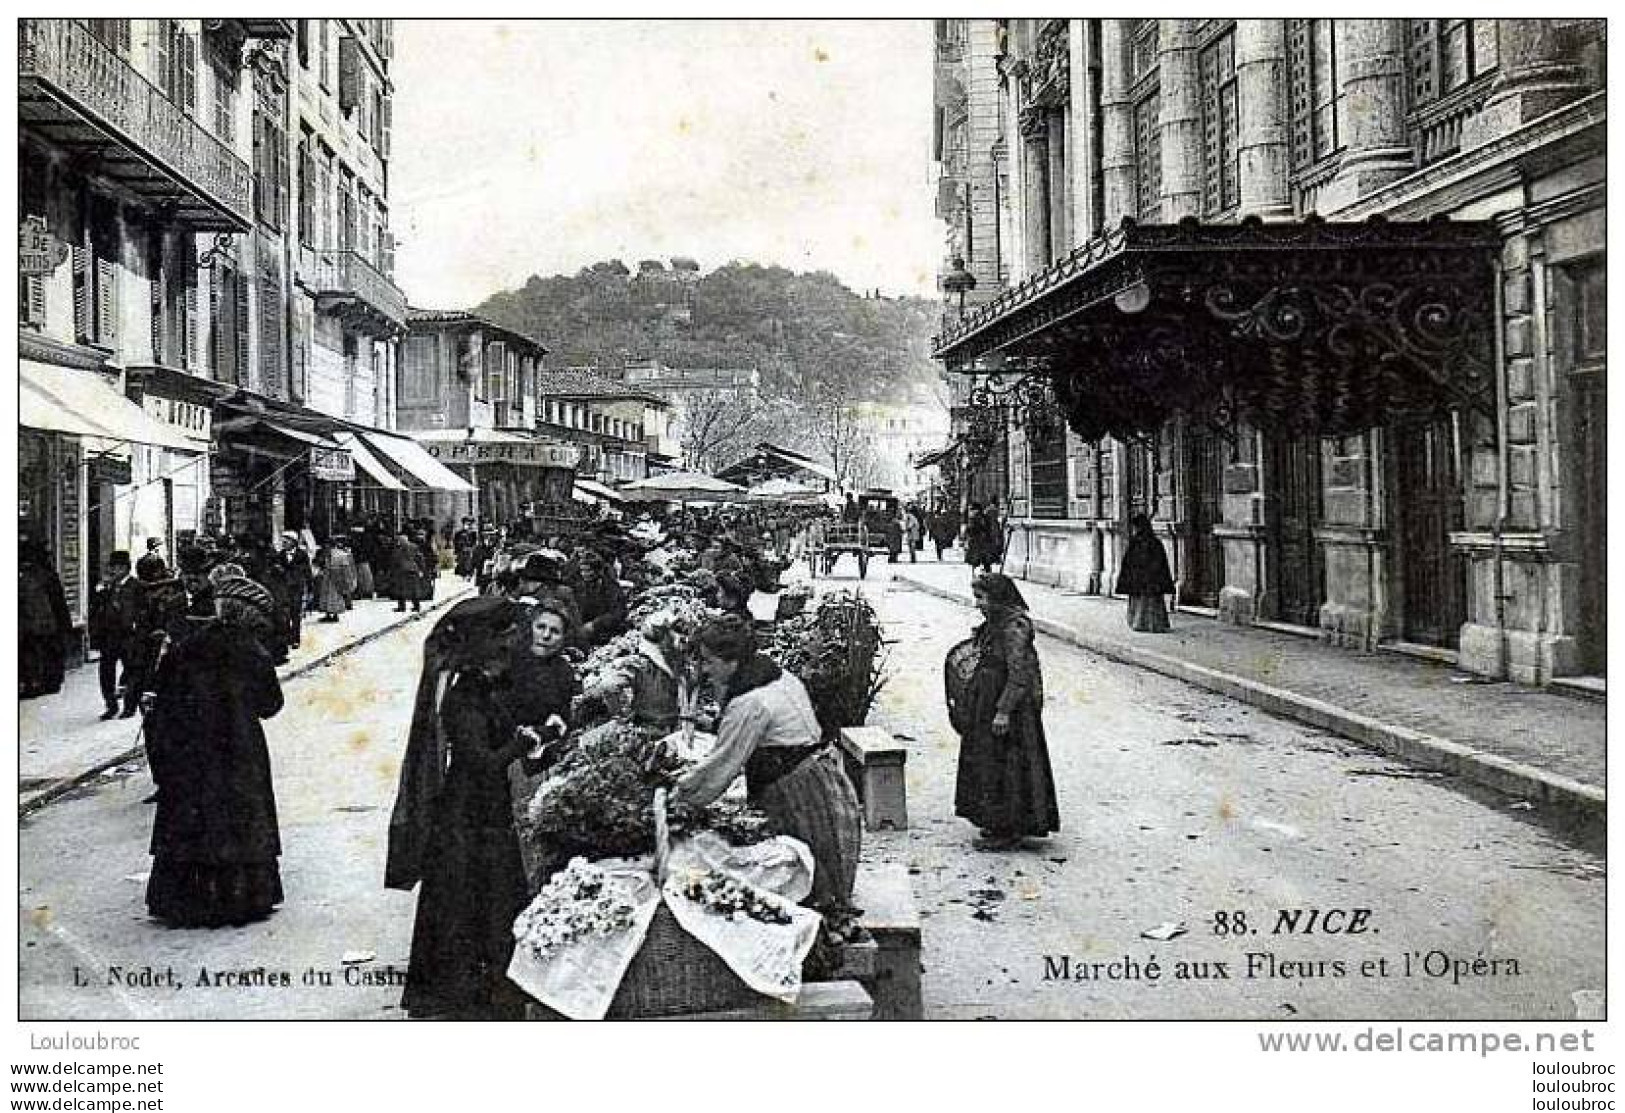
[475,260,943,402]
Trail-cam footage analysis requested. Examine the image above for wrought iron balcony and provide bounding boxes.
[18,19,253,231]
[305,249,407,335]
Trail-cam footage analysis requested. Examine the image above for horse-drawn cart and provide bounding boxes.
[806,521,886,579]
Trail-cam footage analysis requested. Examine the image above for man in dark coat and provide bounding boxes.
[272,532,313,651]
[390,532,429,613]
[19,540,72,699]
[88,550,141,719]
[452,517,479,579]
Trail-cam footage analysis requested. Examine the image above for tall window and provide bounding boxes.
[155,20,197,114]
[296,132,315,248]
[1200,29,1239,215]
[209,261,249,386]
[87,19,130,54]
[74,194,121,348]
[1287,20,1343,170]
[1028,423,1069,519]
[1133,94,1161,220]
[1407,19,1498,105]
[252,87,288,230]
[209,61,236,143]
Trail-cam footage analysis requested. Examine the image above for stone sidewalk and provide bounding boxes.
[893,561,1605,821]
[18,577,474,815]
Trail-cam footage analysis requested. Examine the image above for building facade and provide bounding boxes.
[932,18,1605,686]
[398,309,576,525]
[535,371,671,485]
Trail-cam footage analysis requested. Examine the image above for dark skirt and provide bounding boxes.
[402,822,530,1020]
[355,562,375,599]
[146,856,283,928]
[751,748,862,913]
[954,692,1060,839]
[1126,594,1170,632]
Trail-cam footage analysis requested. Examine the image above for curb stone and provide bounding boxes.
[896,572,1605,822]
[18,584,474,819]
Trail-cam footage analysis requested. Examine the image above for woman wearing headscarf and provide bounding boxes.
[18,540,72,699]
[672,615,862,914]
[385,596,534,1019]
[945,573,1059,850]
[143,577,285,926]
[1116,513,1176,633]
[389,531,429,614]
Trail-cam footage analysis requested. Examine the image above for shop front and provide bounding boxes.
[415,430,580,528]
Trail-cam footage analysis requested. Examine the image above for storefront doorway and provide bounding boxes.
[1183,427,1225,608]
[1266,432,1324,627]
[1393,414,1467,649]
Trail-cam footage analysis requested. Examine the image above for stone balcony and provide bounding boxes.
[18,18,254,231]
[303,249,407,336]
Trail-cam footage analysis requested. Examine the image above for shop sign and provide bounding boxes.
[308,446,355,481]
[19,216,68,276]
[142,394,212,441]
[90,456,134,486]
[425,441,581,469]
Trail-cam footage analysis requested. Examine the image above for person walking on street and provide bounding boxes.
[314,536,357,623]
[963,501,999,574]
[390,531,429,613]
[901,506,921,564]
[452,517,479,580]
[1117,513,1176,633]
[272,532,313,651]
[88,551,141,719]
[945,572,1059,851]
[143,576,285,928]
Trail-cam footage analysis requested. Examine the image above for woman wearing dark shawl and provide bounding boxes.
[144,577,285,926]
[1116,513,1176,633]
[945,573,1060,850]
[386,596,534,1019]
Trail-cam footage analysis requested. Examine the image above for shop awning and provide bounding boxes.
[913,442,960,469]
[362,431,475,493]
[933,215,1501,440]
[20,359,201,452]
[334,431,406,491]
[572,477,626,505]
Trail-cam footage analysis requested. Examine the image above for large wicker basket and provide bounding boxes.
[608,788,759,1018]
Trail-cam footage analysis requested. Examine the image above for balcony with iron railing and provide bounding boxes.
[304,249,407,335]
[18,19,253,231]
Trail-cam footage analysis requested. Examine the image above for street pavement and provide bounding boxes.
[16,556,1606,1020]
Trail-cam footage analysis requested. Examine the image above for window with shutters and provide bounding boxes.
[210,61,237,144]
[317,20,331,92]
[210,262,249,387]
[1199,29,1239,216]
[297,133,315,247]
[157,20,197,115]
[75,195,121,349]
[1287,20,1343,171]
[258,248,285,397]
[296,19,310,67]
[87,19,130,55]
[1406,19,1498,106]
[1133,93,1161,221]
[252,101,287,231]
[315,144,334,249]
[153,233,199,370]
[356,185,373,261]
[339,36,362,115]
[337,170,356,252]
[379,92,393,159]
[487,340,508,424]
[401,336,439,404]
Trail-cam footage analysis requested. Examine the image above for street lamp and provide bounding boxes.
[465,425,480,529]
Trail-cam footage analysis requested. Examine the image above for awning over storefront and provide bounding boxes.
[572,477,626,505]
[933,216,1500,440]
[20,359,201,452]
[362,431,475,493]
[913,442,960,469]
[333,431,406,491]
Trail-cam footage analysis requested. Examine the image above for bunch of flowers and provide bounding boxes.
[767,590,887,738]
[577,630,645,697]
[626,585,711,632]
[672,797,779,847]
[526,721,688,856]
[675,868,792,926]
[512,857,642,962]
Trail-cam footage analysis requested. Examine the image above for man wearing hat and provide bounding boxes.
[452,517,479,580]
[89,551,141,719]
[272,532,313,650]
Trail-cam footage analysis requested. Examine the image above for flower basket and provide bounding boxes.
[604,903,759,1017]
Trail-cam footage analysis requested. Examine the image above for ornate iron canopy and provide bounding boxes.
[933,215,1501,442]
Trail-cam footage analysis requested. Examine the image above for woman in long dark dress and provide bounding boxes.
[386,597,534,1020]
[946,573,1059,850]
[1116,513,1176,633]
[144,577,285,927]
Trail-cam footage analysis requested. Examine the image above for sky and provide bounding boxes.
[391,20,945,310]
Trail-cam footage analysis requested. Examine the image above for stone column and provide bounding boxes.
[1233,20,1292,219]
[1069,19,1099,241]
[1156,19,1203,220]
[1322,20,1412,210]
[1099,19,1136,225]
[1463,20,1590,147]
[1022,123,1052,273]
[1047,111,1070,254]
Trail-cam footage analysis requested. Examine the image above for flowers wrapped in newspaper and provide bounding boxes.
[507,831,820,1018]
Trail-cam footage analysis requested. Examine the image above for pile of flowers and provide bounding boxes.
[512,858,642,962]
[767,590,887,738]
[526,722,689,856]
[674,797,779,847]
[675,868,792,926]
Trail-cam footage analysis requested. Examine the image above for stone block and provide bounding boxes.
[1503,272,1531,316]
[1218,586,1256,626]
[1505,357,1535,401]
[1509,491,1538,530]
[853,864,923,1021]
[1469,447,1500,488]
[1506,403,1537,445]
[1502,235,1529,272]
[1508,445,1538,488]
[838,726,908,830]
[1224,463,1258,494]
[1504,316,1533,359]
